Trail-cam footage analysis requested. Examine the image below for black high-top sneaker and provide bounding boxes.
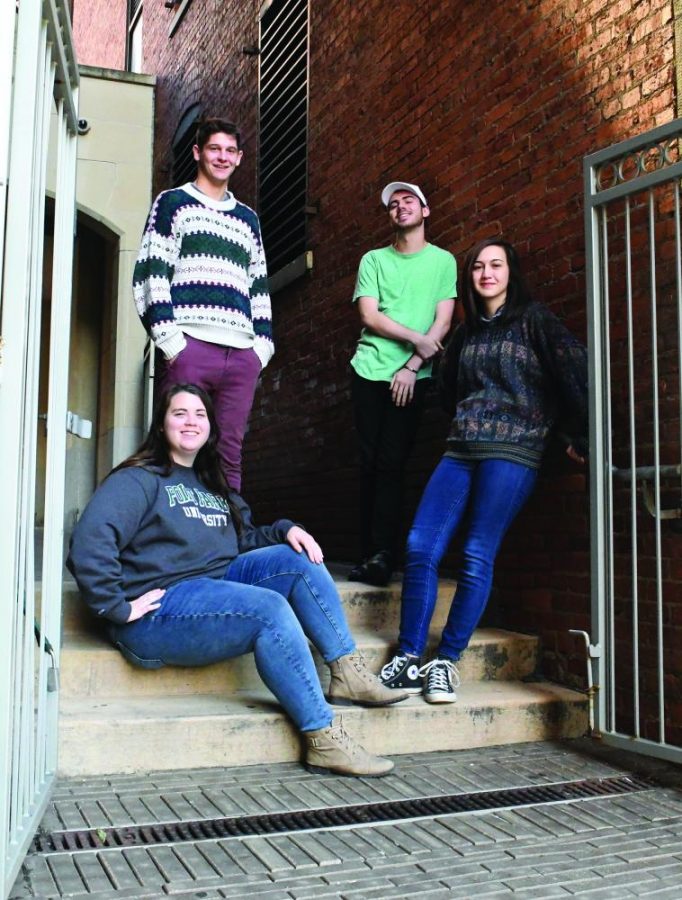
[379,653,423,694]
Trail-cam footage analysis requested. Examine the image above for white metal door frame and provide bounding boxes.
[585,118,682,764]
[0,0,78,893]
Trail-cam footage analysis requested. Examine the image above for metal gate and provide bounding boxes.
[0,0,78,893]
[585,118,682,764]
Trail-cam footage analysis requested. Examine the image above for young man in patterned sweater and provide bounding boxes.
[133,117,272,492]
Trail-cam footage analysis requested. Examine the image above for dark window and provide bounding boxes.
[258,0,309,278]
[127,0,143,72]
[168,0,193,37]
[172,105,201,187]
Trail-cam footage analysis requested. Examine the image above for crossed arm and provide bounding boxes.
[357,297,455,406]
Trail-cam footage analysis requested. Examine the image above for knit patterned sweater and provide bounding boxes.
[439,302,588,469]
[133,183,274,367]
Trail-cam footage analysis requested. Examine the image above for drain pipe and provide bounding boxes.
[568,630,601,736]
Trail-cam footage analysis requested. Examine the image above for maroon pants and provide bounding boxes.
[156,335,262,492]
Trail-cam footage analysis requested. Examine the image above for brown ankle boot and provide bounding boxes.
[305,717,394,777]
[327,651,409,706]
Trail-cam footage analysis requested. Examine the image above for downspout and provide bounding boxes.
[569,629,602,737]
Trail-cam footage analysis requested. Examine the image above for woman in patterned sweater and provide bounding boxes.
[379,238,588,703]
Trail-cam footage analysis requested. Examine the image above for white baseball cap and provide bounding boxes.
[381,181,428,208]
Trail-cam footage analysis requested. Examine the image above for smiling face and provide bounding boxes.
[387,190,430,231]
[163,391,211,466]
[192,131,242,190]
[471,244,510,314]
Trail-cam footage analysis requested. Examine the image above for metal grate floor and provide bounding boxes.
[34,774,652,855]
[14,742,682,899]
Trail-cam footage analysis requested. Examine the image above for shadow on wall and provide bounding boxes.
[136,0,675,699]
[244,0,673,539]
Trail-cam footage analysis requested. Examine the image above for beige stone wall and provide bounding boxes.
[46,66,155,522]
[76,67,155,473]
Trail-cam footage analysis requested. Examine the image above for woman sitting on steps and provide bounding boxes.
[68,383,407,777]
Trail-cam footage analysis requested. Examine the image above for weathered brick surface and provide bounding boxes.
[71,0,127,70]
[141,0,261,199]
[79,2,677,727]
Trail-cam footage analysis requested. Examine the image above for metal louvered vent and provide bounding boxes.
[32,775,651,854]
[258,0,309,278]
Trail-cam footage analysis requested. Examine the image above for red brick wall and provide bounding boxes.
[71,0,127,70]
[141,1,261,199]
[138,0,677,706]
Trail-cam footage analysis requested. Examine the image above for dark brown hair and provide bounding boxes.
[113,383,241,528]
[439,238,534,410]
[194,118,241,150]
[459,237,532,330]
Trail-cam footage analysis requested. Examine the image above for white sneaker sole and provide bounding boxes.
[378,682,422,695]
[424,692,457,703]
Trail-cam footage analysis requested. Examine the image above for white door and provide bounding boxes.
[0,0,79,892]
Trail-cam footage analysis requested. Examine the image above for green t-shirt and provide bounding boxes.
[350,243,457,382]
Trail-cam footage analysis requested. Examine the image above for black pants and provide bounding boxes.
[352,371,428,562]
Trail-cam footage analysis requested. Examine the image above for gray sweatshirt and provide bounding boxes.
[67,465,295,624]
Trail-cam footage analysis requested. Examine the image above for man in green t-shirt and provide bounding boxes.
[349,181,457,586]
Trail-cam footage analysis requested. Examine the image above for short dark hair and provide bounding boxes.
[459,237,531,329]
[195,118,241,150]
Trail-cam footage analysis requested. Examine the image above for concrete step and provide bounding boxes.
[58,572,459,635]
[57,681,587,776]
[59,627,539,699]
[55,568,584,780]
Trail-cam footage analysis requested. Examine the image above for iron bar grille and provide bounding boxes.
[258,0,309,278]
[172,108,201,187]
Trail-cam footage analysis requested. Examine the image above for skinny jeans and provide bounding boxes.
[398,456,537,660]
[108,546,355,732]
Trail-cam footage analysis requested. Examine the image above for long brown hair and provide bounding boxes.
[439,238,533,411]
[459,237,532,330]
[113,383,242,529]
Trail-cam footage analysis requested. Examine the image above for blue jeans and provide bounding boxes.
[398,457,537,660]
[109,546,356,732]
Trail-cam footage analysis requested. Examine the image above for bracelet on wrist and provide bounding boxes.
[403,364,419,374]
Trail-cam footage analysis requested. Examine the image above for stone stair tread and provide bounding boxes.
[58,626,539,699]
[57,681,587,775]
[55,574,459,593]
[56,573,460,635]
[62,624,533,653]
[60,679,584,718]
[55,571,583,777]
